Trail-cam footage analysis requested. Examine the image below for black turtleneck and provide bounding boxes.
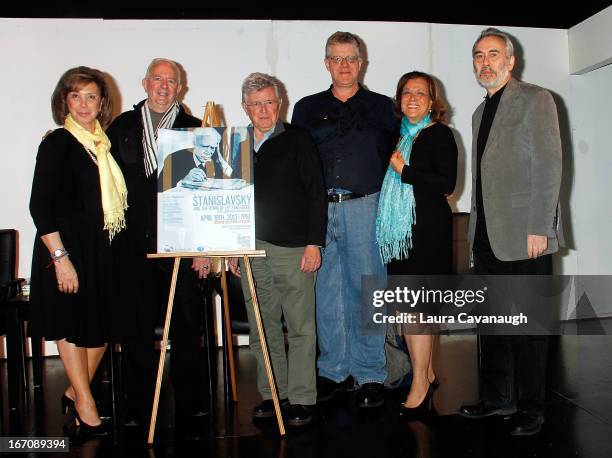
[474,83,507,252]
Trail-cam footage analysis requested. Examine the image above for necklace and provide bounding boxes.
[82,146,98,165]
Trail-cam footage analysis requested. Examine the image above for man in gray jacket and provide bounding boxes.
[458,28,563,436]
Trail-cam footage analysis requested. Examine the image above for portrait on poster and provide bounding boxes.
[156,126,254,253]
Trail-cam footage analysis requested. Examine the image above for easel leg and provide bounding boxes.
[148,257,181,446]
[220,258,238,402]
[242,255,286,436]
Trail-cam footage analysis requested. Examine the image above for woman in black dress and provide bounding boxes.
[29,67,127,435]
[376,71,457,419]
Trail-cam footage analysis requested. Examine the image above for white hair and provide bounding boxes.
[145,58,182,85]
[472,28,515,58]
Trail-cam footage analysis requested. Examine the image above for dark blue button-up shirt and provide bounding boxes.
[292,85,399,195]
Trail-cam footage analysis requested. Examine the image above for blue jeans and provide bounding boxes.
[316,192,387,385]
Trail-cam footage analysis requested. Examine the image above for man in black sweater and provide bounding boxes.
[230,72,327,427]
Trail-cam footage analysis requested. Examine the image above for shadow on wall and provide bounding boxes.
[550,91,575,262]
[104,72,122,125]
[435,76,467,212]
[506,31,525,82]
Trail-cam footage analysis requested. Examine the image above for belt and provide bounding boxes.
[328,192,366,203]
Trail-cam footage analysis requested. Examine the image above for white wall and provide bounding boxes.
[0,19,571,278]
[569,5,612,74]
[569,64,612,275]
[564,6,612,283]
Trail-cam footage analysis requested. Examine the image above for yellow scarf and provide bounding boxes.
[64,114,128,241]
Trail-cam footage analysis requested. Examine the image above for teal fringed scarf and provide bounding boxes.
[376,114,431,264]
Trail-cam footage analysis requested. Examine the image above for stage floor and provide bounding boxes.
[1,335,611,457]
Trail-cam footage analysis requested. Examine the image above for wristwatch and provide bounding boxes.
[51,248,69,262]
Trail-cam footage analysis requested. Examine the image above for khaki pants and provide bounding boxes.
[240,240,317,405]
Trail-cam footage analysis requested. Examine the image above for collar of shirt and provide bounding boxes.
[485,82,507,103]
[325,83,365,105]
[253,121,285,152]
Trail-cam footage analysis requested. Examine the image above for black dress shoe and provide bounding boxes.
[177,399,210,418]
[458,400,516,419]
[508,413,545,436]
[253,398,289,419]
[187,399,210,417]
[317,376,350,403]
[356,382,385,408]
[122,408,145,428]
[286,404,314,426]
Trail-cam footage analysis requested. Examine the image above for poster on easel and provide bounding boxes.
[156,125,254,253]
[149,103,284,444]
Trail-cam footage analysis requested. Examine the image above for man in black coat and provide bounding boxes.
[107,58,211,427]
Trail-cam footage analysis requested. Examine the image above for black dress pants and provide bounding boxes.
[473,248,551,416]
[169,260,210,406]
[121,258,209,412]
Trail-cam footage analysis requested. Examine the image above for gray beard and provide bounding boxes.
[475,66,509,90]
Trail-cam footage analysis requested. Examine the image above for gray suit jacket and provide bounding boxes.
[468,77,564,261]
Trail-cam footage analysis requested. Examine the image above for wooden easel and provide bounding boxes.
[200,102,240,399]
[202,101,221,128]
[146,251,287,445]
[198,102,239,401]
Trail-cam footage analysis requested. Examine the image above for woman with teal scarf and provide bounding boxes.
[376,71,457,420]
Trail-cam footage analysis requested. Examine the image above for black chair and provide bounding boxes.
[0,229,43,410]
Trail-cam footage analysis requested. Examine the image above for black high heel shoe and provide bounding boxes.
[70,406,109,437]
[399,383,435,421]
[430,377,440,392]
[61,394,75,415]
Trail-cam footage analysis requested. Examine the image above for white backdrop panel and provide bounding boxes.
[0,19,572,277]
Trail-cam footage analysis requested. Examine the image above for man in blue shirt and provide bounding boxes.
[292,31,399,408]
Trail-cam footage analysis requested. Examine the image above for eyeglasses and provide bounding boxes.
[327,55,360,65]
[401,90,430,99]
[244,99,279,109]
